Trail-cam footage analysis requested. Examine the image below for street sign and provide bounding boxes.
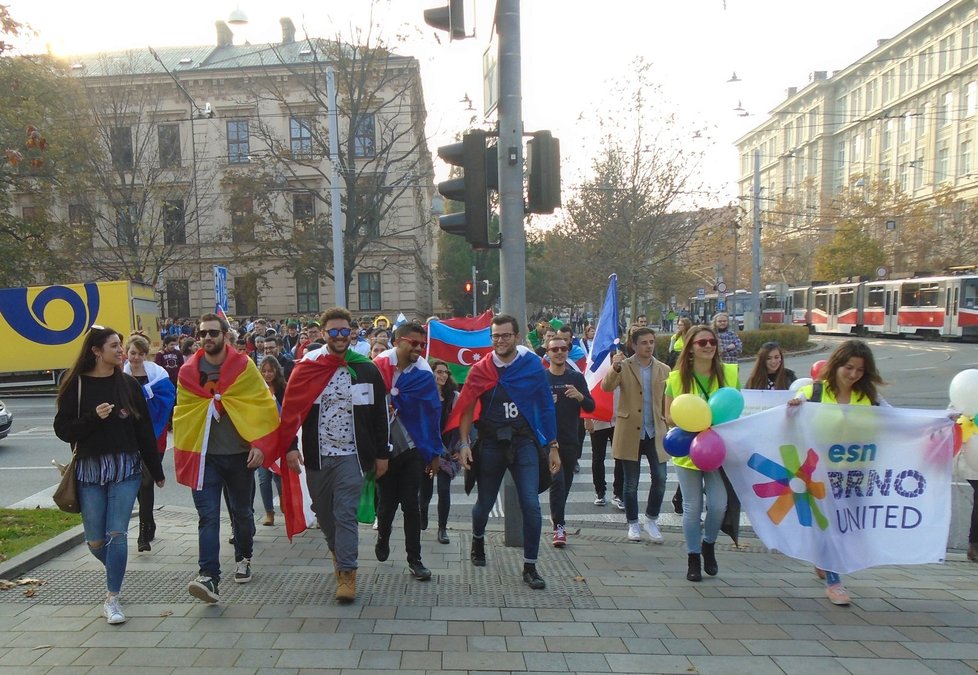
[716,281,727,293]
[697,288,705,299]
[717,300,726,311]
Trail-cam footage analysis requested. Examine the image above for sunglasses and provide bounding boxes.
[398,337,428,349]
[548,346,569,353]
[692,338,718,347]
[198,329,223,338]
[326,327,352,338]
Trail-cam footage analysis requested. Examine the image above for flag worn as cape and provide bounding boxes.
[276,346,371,539]
[373,349,442,462]
[583,274,619,421]
[124,360,176,439]
[426,318,492,384]
[445,345,556,447]
[173,347,280,491]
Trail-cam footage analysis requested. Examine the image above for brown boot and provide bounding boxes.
[262,511,274,526]
[969,543,978,562]
[335,569,357,604]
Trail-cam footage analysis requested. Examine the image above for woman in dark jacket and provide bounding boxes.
[419,359,462,545]
[54,326,165,626]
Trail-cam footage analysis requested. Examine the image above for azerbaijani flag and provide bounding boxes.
[426,312,493,383]
[582,274,620,422]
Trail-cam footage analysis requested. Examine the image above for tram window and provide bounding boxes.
[918,284,940,307]
[903,284,920,306]
[838,289,855,311]
[792,290,807,307]
[867,288,885,307]
[814,291,828,311]
[964,281,978,309]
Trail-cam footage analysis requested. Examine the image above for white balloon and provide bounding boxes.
[789,377,813,392]
[949,370,978,417]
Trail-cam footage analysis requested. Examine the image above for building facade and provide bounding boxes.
[42,18,436,320]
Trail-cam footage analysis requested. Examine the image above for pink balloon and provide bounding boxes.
[811,359,828,380]
[689,429,727,472]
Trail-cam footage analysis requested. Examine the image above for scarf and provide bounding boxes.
[124,360,176,440]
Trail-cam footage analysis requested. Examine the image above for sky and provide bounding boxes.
[7,0,948,209]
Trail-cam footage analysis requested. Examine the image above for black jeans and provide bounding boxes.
[377,449,425,563]
[590,428,622,498]
[970,480,978,544]
[420,470,452,529]
[549,443,580,527]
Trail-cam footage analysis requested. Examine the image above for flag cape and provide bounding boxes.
[124,360,176,439]
[426,319,492,384]
[441,310,494,331]
[173,347,280,490]
[445,346,556,447]
[374,349,442,462]
[275,347,371,539]
[583,275,619,421]
[714,404,954,575]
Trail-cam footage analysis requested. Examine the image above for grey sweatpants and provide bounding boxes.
[305,454,364,571]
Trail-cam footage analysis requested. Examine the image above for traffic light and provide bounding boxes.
[526,130,561,214]
[424,0,465,40]
[463,280,473,302]
[436,130,498,249]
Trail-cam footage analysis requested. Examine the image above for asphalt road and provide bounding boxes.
[1,335,974,546]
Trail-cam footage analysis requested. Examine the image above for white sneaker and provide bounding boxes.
[612,496,625,511]
[643,517,664,544]
[627,523,642,542]
[593,495,606,506]
[103,596,126,625]
[234,557,252,584]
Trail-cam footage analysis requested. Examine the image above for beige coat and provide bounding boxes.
[601,356,670,462]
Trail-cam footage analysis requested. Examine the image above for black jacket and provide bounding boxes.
[298,360,390,473]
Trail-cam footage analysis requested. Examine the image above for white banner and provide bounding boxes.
[740,389,795,416]
[714,404,954,574]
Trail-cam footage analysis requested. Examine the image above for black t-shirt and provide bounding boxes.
[478,366,531,436]
[547,369,593,448]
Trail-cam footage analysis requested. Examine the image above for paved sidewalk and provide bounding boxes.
[1,505,977,674]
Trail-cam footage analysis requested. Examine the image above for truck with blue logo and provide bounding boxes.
[0,280,161,388]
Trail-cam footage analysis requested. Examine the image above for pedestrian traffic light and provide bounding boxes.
[526,130,561,214]
[463,280,473,302]
[437,129,498,250]
[424,0,465,40]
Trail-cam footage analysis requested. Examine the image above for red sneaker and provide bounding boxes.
[552,525,567,548]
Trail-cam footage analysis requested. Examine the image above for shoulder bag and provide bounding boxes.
[53,378,81,513]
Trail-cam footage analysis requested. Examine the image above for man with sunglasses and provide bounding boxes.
[602,326,671,544]
[280,307,389,603]
[446,314,560,590]
[174,314,281,603]
[371,323,442,580]
[545,335,595,547]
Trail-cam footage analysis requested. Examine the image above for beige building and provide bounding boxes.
[52,18,436,320]
[736,0,978,218]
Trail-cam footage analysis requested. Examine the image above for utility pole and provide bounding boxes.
[471,264,479,315]
[327,66,345,307]
[749,148,762,330]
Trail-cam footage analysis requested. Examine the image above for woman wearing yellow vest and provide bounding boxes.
[787,339,887,606]
[664,325,738,582]
[665,317,692,369]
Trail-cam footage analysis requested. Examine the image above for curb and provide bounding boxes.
[0,523,85,581]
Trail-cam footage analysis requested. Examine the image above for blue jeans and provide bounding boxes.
[675,465,727,554]
[79,474,141,594]
[622,437,667,524]
[471,435,542,563]
[257,466,282,513]
[824,571,842,586]
[191,453,256,582]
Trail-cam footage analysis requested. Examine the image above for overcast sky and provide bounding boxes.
[9,0,947,207]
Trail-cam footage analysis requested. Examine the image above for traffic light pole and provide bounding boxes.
[496,0,526,548]
[471,264,478,315]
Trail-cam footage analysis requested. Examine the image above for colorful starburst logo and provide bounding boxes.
[749,444,828,530]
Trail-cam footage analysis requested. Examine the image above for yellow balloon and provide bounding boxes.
[671,394,712,433]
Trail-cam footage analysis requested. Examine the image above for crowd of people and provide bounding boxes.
[52,307,978,625]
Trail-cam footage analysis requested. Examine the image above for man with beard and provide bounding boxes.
[173,314,280,603]
[280,307,389,603]
[448,314,560,590]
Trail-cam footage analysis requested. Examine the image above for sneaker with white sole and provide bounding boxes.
[553,525,567,548]
[627,523,642,541]
[825,583,851,606]
[102,596,126,625]
[234,558,252,584]
[188,575,220,603]
[643,517,664,544]
[593,495,606,506]
[612,496,625,511]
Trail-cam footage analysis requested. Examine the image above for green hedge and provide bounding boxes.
[655,325,810,361]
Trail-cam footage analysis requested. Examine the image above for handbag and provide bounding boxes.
[356,471,377,524]
[53,378,81,513]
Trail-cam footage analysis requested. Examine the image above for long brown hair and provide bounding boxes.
[822,339,884,404]
[746,342,789,390]
[57,325,140,419]
[675,326,727,394]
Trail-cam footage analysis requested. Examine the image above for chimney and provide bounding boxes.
[809,70,827,82]
[786,86,798,98]
[216,20,233,47]
[877,38,890,48]
[280,17,296,45]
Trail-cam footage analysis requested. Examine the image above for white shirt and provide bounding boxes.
[317,367,357,457]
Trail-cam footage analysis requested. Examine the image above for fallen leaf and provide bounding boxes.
[24,588,37,597]
[18,578,44,586]
[0,580,16,590]
[160,610,173,617]
[573,575,586,582]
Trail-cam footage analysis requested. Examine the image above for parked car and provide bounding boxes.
[0,399,12,440]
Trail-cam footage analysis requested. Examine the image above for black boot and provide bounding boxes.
[437,528,450,544]
[702,541,718,576]
[419,506,429,531]
[137,522,151,552]
[686,553,702,582]
[470,536,486,567]
[146,518,156,543]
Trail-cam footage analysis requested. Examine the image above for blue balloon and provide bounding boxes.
[664,426,696,457]
[709,387,745,425]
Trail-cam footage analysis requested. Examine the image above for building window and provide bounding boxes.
[162,199,186,245]
[937,142,950,183]
[917,103,928,139]
[898,154,909,193]
[898,59,912,97]
[917,48,933,87]
[116,204,138,246]
[295,273,319,313]
[110,126,134,170]
[939,35,956,72]
[158,124,181,168]
[353,114,375,158]
[22,206,38,221]
[230,196,255,242]
[358,272,381,311]
[166,279,190,318]
[353,174,384,237]
[290,117,314,158]
[964,20,978,62]
[939,92,953,127]
[966,81,977,118]
[899,114,911,144]
[227,120,250,164]
[292,192,315,234]
[960,140,972,176]
[882,119,893,150]
[68,204,93,226]
[234,274,259,315]
[881,69,893,103]
[865,79,876,112]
